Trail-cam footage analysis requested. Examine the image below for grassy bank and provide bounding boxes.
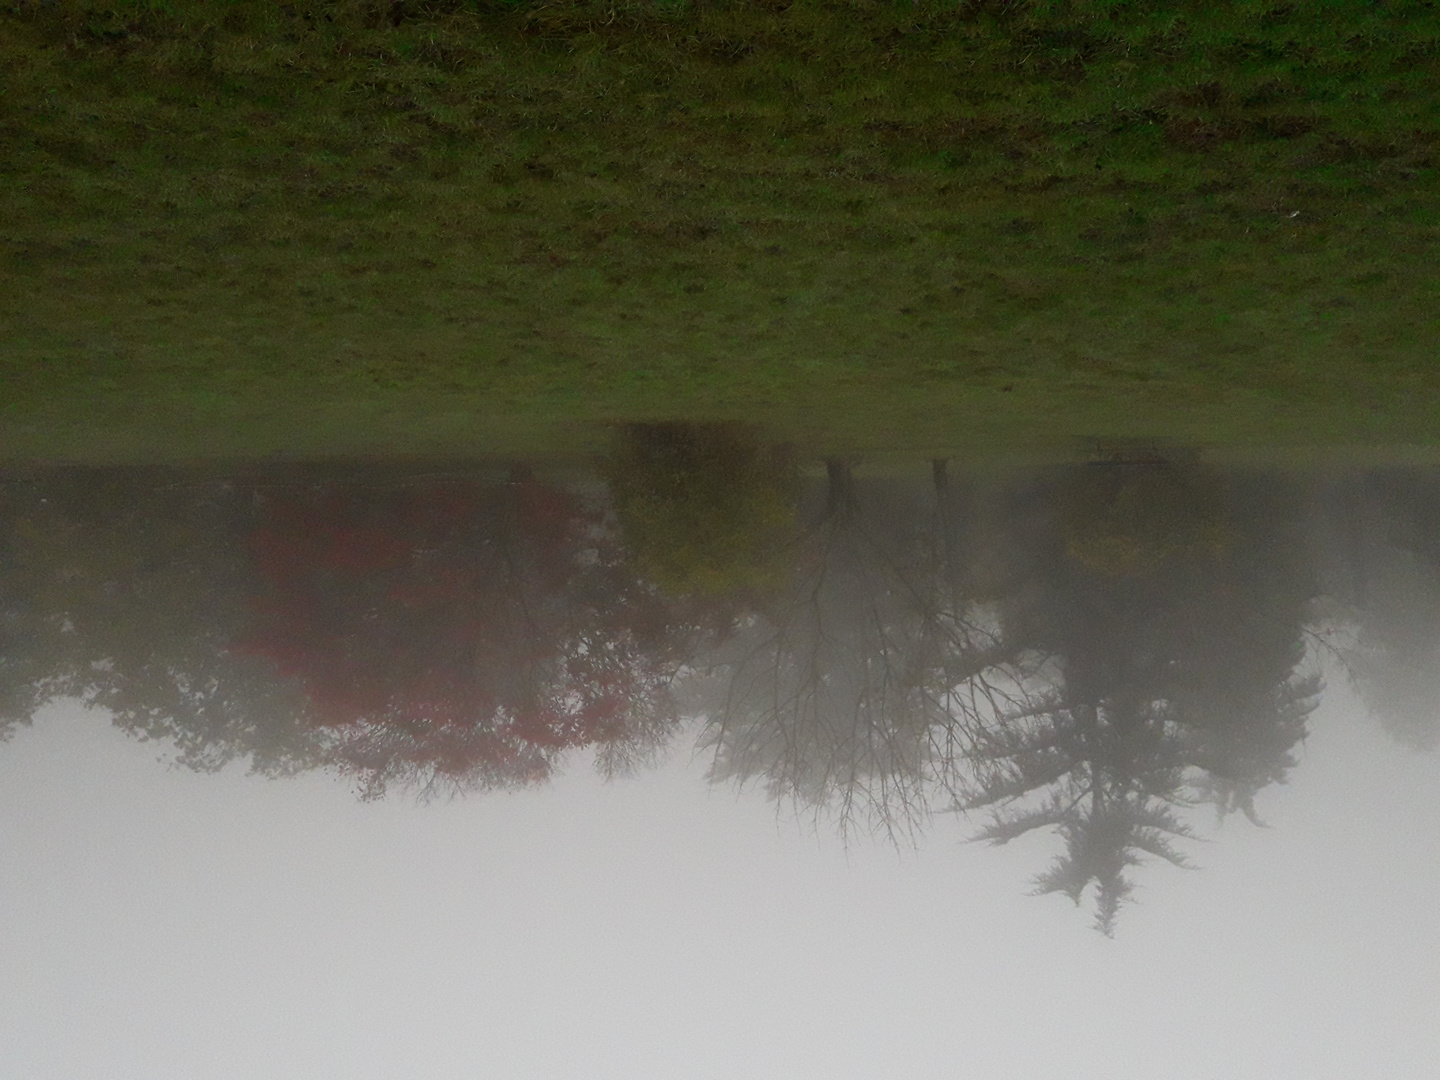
[3,0,1439,460]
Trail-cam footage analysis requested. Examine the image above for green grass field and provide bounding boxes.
[3,0,1439,461]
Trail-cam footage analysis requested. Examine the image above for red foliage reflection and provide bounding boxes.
[234,471,683,795]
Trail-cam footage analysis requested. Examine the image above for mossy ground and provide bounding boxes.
[3,0,1439,461]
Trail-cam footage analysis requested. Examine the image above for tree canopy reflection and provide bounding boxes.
[4,433,1439,931]
[233,469,703,796]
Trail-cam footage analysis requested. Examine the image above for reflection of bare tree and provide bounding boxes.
[695,460,1020,842]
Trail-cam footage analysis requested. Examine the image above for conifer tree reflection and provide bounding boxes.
[960,460,1320,932]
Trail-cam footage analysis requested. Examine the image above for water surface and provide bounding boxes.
[3,431,1439,1077]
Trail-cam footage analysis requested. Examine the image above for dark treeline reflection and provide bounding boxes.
[4,429,1440,931]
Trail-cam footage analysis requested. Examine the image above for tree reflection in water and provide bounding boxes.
[232,468,701,797]
[952,460,1319,934]
[3,431,1440,931]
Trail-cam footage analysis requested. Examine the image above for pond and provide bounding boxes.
[3,433,1439,1077]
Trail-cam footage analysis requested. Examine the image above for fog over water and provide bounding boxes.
[3,431,1440,1078]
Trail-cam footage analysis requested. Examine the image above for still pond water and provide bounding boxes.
[3,429,1438,1078]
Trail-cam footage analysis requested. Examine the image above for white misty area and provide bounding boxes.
[1,683,1438,1080]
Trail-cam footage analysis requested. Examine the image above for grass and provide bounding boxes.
[2,0,1439,461]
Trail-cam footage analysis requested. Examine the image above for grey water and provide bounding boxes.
[3,429,1439,1079]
